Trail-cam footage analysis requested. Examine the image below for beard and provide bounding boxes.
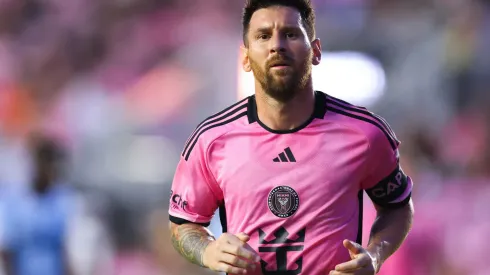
[250,52,312,103]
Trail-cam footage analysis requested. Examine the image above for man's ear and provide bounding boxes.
[241,45,252,72]
[311,38,322,66]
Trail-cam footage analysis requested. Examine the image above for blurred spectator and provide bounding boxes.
[0,135,77,275]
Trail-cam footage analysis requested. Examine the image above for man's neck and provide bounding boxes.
[255,87,316,131]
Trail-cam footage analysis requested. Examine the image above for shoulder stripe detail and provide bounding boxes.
[184,111,248,161]
[326,105,398,150]
[326,96,397,139]
[326,95,397,141]
[195,97,248,132]
[182,101,248,158]
[182,98,248,149]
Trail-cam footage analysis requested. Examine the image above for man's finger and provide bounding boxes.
[226,234,260,262]
[236,232,250,242]
[329,271,353,275]
[335,259,362,272]
[215,262,247,275]
[343,239,363,255]
[219,253,256,269]
[335,255,371,272]
[235,233,261,263]
[221,242,259,262]
[226,234,247,246]
[243,242,261,262]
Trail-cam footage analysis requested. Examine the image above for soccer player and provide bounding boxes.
[168,0,414,274]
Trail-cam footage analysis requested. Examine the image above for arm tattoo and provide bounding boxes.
[171,223,214,267]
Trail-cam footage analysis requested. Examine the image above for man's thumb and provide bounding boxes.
[236,232,250,242]
[343,239,362,254]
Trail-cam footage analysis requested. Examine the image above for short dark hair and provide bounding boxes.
[242,0,316,46]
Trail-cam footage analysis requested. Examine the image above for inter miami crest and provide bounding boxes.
[268,186,299,218]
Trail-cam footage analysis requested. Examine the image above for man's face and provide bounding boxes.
[243,6,320,102]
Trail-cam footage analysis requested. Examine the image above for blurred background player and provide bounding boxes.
[0,135,75,275]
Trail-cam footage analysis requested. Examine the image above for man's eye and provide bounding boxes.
[286,33,296,38]
[258,34,270,40]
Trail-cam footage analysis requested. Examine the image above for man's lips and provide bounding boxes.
[270,66,290,70]
[268,57,292,68]
[269,62,291,69]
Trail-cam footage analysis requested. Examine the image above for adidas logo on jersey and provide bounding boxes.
[273,147,296,162]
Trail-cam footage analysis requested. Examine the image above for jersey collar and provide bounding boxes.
[247,91,327,134]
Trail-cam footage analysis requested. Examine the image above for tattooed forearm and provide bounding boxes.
[367,201,414,271]
[170,223,215,267]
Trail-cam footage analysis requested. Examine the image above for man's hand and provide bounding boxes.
[330,240,377,275]
[203,232,261,275]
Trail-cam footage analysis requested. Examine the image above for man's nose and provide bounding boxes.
[269,34,287,54]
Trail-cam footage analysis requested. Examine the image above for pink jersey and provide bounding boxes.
[169,91,413,275]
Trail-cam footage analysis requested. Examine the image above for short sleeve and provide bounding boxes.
[361,125,413,209]
[168,138,222,226]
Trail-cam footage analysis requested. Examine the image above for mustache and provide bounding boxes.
[266,55,294,68]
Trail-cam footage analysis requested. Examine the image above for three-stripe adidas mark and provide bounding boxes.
[273,147,296,162]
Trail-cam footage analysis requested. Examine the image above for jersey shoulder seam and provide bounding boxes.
[182,97,249,161]
[324,94,399,150]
